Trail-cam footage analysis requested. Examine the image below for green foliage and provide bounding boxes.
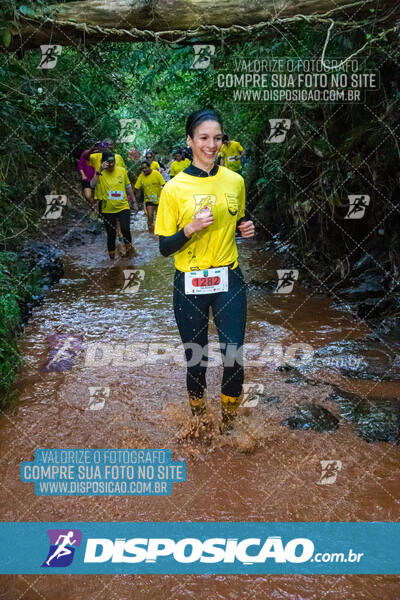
[0,21,396,399]
[0,252,42,403]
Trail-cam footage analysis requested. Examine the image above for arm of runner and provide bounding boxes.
[90,161,107,188]
[237,219,255,238]
[126,184,138,213]
[159,229,190,257]
[158,206,213,257]
[183,206,213,237]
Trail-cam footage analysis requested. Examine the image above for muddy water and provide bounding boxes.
[0,212,399,599]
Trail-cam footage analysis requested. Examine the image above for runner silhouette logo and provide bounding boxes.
[117,118,141,143]
[344,195,370,219]
[41,529,82,567]
[191,45,215,69]
[274,269,299,294]
[38,45,62,69]
[42,333,82,372]
[266,119,291,143]
[42,194,67,220]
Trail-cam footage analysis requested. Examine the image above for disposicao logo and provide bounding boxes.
[83,536,314,564]
[41,529,82,567]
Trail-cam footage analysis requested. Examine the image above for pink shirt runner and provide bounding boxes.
[78,149,95,181]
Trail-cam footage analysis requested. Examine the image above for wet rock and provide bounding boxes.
[85,220,103,235]
[338,272,385,300]
[260,395,282,404]
[352,254,376,273]
[277,363,296,372]
[328,387,399,443]
[247,278,275,291]
[307,340,399,382]
[19,241,64,286]
[64,230,83,245]
[285,375,304,384]
[284,403,339,432]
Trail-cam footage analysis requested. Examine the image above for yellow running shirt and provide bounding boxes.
[170,158,191,178]
[220,141,244,172]
[150,160,160,171]
[88,153,126,172]
[95,166,131,213]
[134,170,165,204]
[155,166,245,272]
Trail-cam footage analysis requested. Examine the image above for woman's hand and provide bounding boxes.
[238,220,255,238]
[184,206,213,237]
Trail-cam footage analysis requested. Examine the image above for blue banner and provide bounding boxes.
[0,522,398,574]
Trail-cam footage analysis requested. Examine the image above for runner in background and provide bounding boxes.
[220,135,245,173]
[145,151,161,172]
[88,139,127,217]
[155,109,255,431]
[90,151,138,260]
[78,141,100,204]
[170,149,191,178]
[134,161,165,234]
[183,145,193,163]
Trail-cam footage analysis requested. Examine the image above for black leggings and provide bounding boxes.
[173,266,247,399]
[102,209,131,251]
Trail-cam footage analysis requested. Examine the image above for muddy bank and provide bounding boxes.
[0,206,96,401]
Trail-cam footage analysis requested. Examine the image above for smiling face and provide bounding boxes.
[142,163,152,176]
[187,120,223,169]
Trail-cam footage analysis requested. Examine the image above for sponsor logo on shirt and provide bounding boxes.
[225,193,238,215]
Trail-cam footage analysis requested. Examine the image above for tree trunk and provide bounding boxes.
[9,0,389,50]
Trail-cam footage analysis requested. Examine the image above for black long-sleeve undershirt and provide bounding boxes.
[159,228,190,257]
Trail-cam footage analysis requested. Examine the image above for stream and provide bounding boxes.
[0,211,399,599]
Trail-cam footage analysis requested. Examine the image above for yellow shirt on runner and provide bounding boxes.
[150,160,160,171]
[88,153,126,172]
[134,170,165,204]
[155,166,245,272]
[95,166,131,214]
[170,158,191,178]
[220,141,244,172]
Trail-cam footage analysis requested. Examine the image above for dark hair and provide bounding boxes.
[222,134,229,142]
[141,160,151,167]
[186,109,223,138]
[145,151,153,157]
[102,151,115,162]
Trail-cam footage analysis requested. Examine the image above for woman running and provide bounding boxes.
[170,149,191,178]
[78,141,100,204]
[134,161,165,233]
[155,109,254,431]
[91,151,138,259]
[145,151,161,172]
[220,134,245,173]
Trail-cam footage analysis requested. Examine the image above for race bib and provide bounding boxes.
[184,267,229,295]
[227,156,236,162]
[146,194,158,202]
[108,190,124,200]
